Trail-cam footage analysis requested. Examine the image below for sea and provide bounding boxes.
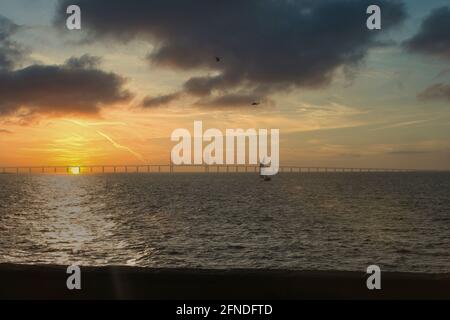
[1,172,449,272]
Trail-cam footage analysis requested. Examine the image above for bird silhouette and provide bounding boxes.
[215,56,221,62]
[251,102,260,106]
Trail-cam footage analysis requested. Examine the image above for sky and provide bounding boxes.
[0,0,449,169]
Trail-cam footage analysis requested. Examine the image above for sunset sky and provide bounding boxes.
[0,0,449,169]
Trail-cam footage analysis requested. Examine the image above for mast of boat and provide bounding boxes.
[259,158,271,181]
[259,157,265,177]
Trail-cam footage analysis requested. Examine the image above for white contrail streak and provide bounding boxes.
[96,131,145,163]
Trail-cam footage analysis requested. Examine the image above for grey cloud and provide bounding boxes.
[0,16,132,118]
[0,15,26,71]
[417,83,450,102]
[142,92,181,108]
[55,0,406,106]
[65,54,102,69]
[404,6,450,60]
[0,58,132,117]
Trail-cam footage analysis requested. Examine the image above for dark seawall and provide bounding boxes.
[0,264,449,299]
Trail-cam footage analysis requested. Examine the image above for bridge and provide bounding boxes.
[0,164,434,175]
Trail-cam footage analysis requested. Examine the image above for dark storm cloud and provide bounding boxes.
[0,57,132,117]
[417,83,450,102]
[404,6,450,60]
[55,0,406,104]
[142,92,181,108]
[0,15,26,71]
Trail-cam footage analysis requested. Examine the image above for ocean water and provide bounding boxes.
[0,173,449,273]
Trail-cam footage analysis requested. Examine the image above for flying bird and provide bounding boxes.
[251,102,260,106]
[215,56,221,62]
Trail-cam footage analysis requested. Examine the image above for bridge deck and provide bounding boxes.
[0,164,434,175]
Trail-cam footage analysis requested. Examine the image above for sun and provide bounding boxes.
[68,167,81,175]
